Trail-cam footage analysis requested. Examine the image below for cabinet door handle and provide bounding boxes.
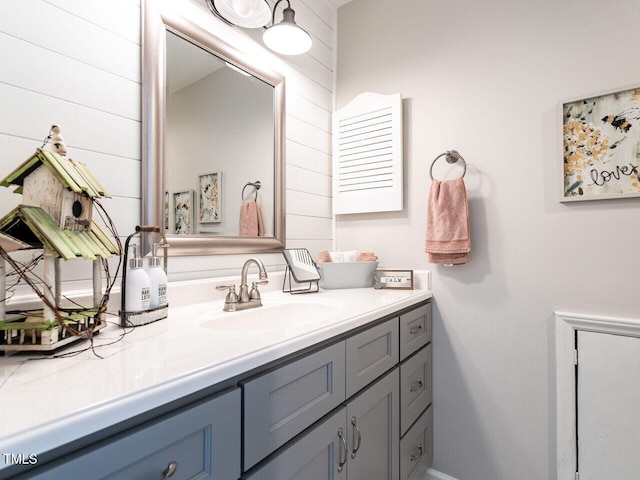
[350,416,362,459]
[337,427,348,473]
[409,324,423,335]
[160,461,178,479]
[410,380,423,392]
[410,443,424,462]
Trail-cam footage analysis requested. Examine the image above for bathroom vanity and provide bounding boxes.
[0,274,432,480]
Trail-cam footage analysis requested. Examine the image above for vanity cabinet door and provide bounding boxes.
[242,407,348,480]
[346,318,399,398]
[346,368,400,480]
[400,343,432,436]
[400,406,433,480]
[399,303,431,361]
[242,341,346,470]
[20,388,241,480]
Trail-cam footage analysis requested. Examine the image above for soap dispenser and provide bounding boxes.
[125,244,151,312]
[147,243,168,308]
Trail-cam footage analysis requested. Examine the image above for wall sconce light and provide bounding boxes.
[206,0,312,55]
[206,0,272,28]
[263,0,312,55]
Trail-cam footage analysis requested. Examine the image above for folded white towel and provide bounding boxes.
[329,250,358,262]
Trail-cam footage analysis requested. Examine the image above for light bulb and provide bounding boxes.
[230,0,260,18]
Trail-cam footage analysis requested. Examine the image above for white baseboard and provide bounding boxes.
[424,468,459,480]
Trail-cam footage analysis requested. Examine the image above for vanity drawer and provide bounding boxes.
[346,317,399,398]
[399,303,432,361]
[400,405,433,480]
[21,388,241,480]
[400,343,432,436]
[242,341,346,470]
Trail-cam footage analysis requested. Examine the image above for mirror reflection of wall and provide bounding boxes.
[165,31,274,237]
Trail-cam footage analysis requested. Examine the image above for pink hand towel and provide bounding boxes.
[317,251,332,262]
[239,200,264,237]
[425,176,470,265]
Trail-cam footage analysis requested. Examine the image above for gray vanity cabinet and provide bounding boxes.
[345,368,400,480]
[399,343,432,436]
[399,304,432,361]
[242,341,347,471]
[398,303,433,480]
[346,318,399,398]
[400,406,433,480]
[243,368,399,480]
[16,388,241,480]
[242,316,403,480]
[242,407,348,480]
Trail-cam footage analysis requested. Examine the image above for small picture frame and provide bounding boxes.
[173,190,193,234]
[164,191,169,231]
[199,172,222,223]
[374,269,414,290]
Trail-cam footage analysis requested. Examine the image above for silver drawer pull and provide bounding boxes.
[338,427,348,473]
[409,380,423,392]
[350,416,362,459]
[160,461,178,479]
[409,324,423,335]
[410,443,424,462]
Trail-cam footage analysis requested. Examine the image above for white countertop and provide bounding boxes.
[0,271,431,465]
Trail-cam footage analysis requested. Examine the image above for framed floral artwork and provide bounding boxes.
[164,191,169,232]
[173,190,193,234]
[199,172,222,223]
[561,85,640,201]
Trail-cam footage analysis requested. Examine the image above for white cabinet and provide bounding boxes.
[577,330,640,480]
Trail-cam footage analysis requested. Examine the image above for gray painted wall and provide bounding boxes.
[335,0,640,479]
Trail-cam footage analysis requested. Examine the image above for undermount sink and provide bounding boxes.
[198,298,341,330]
[197,297,342,335]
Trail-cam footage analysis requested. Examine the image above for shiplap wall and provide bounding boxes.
[0,0,335,293]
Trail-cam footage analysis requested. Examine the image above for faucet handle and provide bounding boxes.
[249,280,268,301]
[216,284,239,304]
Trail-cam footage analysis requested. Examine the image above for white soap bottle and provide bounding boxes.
[125,244,151,312]
[147,243,168,308]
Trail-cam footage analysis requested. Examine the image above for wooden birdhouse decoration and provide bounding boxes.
[0,125,121,352]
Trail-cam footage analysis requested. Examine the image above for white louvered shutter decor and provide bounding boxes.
[332,92,403,214]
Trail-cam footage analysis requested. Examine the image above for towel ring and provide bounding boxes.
[242,180,261,201]
[429,150,467,180]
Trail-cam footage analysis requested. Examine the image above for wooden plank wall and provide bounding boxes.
[0,0,335,292]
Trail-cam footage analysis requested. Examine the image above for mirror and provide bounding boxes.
[142,0,285,255]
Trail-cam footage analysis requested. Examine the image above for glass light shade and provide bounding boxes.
[213,0,271,28]
[230,0,261,17]
[263,7,312,56]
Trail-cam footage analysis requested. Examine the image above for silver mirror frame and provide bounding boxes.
[142,0,286,256]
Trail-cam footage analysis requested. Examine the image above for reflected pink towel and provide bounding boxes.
[317,251,332,262]
[239,200,264,237]
[425,177,470,265]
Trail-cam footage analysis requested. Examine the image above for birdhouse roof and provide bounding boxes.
[0,149,110,199]
[0,206,120,260]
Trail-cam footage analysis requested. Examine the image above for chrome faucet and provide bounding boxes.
[216,257,269,312]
